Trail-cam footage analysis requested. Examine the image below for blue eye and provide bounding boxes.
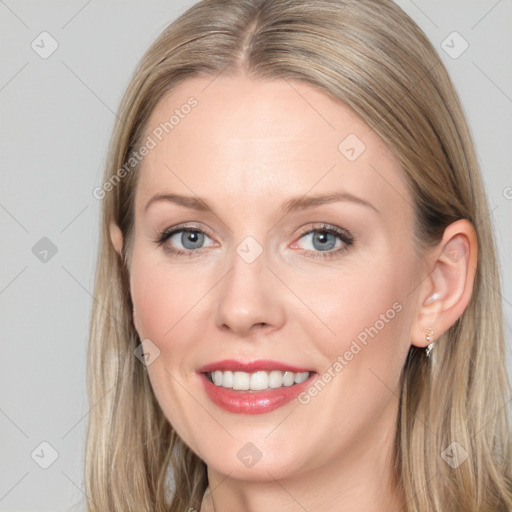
[171,230,206,250]
[293,224,354,259]
[156,227,215,256]
[155,223,354,259]
[300,230,339,251]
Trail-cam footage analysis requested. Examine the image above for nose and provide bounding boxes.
[214,243,286,338]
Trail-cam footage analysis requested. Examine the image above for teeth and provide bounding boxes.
[250,371,268,391]
[208,370,311,391]
[233,371,250,390]
[221,370,233,388]
[283,371,295,386]
[269,370,283,388]
[213,370,223,386]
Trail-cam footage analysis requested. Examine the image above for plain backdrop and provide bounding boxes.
[1,1,511,510]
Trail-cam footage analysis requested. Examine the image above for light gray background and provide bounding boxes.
[1,1,511,510]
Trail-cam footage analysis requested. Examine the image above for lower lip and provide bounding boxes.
[198,372,316,414]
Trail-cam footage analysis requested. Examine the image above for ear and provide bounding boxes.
[109,221,124,257]
[109,221,139,331]
[411,219,478,348]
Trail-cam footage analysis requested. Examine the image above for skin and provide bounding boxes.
[110,75,477,512]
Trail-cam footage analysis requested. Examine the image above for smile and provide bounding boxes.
[197,359,317,414]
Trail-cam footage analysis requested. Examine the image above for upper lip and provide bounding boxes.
[198,359,314,374]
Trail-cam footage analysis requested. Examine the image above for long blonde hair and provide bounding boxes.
[85,0,512,510]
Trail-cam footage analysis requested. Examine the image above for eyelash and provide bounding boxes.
[154,223,354,260]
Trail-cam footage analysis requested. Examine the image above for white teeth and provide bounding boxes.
[207,370,311,391]
[294,371,309,384]
[233,371,250,390]
[282,371,295,386]
[250,371,268,391]
[221,370,233,388]
[269,370,283,388]
[213,370,223,386]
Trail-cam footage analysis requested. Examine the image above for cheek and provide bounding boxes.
[308,255,415,377]
[128,251,208,444]
[311,267,399,333]
[130,253,200,344]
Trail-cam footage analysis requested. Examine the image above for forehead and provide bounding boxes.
[135,74,411,219]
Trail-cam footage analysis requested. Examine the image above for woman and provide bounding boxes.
[85,0,512,510]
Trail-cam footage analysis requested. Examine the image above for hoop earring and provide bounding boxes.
[425,328,435,357]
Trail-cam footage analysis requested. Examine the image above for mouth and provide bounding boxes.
[197,359,317,414]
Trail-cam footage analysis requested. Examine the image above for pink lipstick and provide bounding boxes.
[197,359,316,414]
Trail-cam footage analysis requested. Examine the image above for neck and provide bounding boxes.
[200,403,405,512]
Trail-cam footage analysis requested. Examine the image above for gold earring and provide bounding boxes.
[425,328,435,357]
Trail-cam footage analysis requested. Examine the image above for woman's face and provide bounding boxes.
[124,75,426,481]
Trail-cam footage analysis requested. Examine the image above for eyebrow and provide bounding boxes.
[144,191,379,215]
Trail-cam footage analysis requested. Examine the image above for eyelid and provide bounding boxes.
[158,222,216,241]
[295,222,353,240]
